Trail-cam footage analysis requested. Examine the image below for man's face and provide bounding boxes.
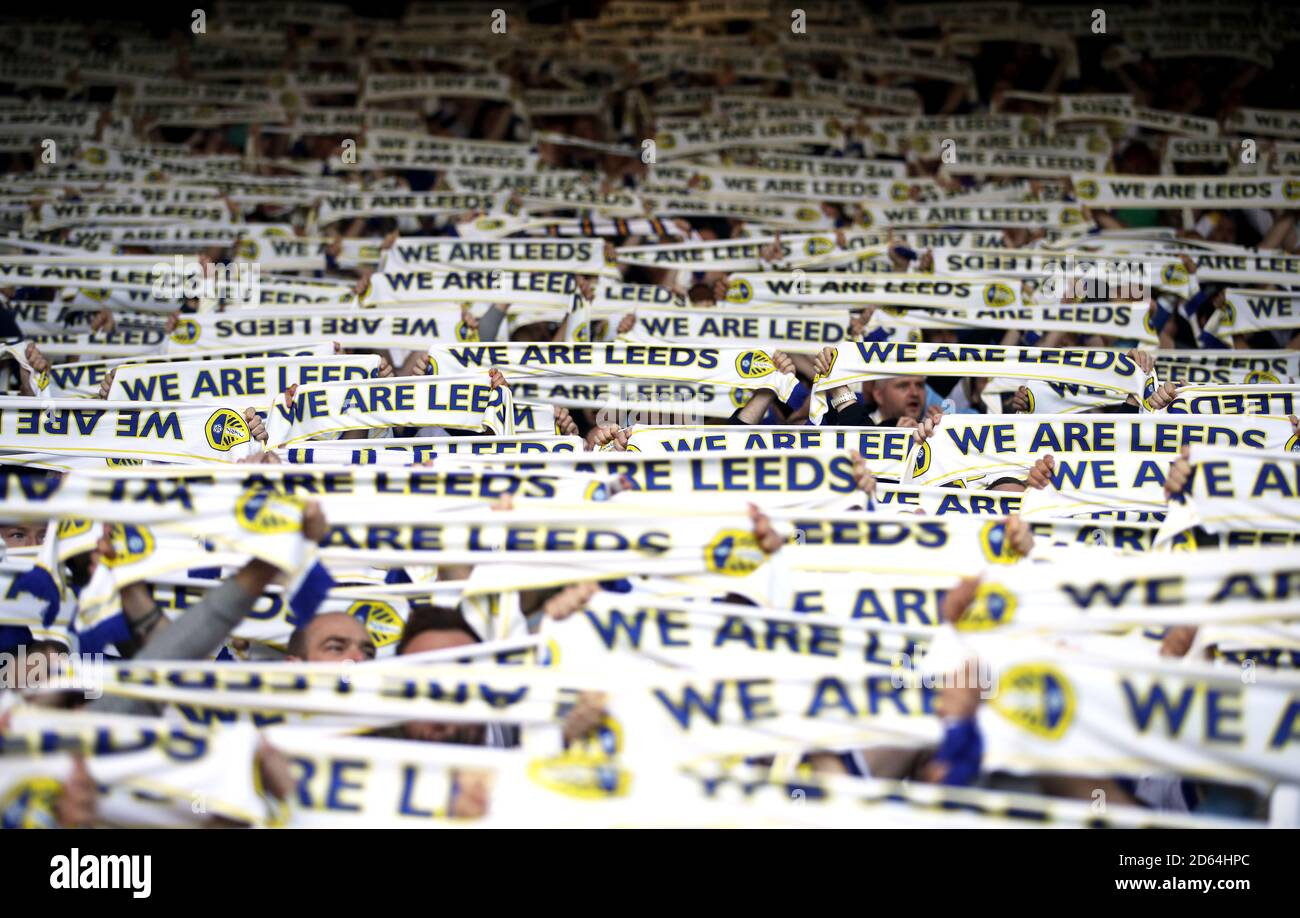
[301,613,376,663]
[870,376,927,421]
[400,629,486,745]
[1,523,45,548]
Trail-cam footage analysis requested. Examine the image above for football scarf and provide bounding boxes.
[1072,174,1300,209]
[670,167,911,203]
[281,434,582,465]
[971,636,1300,788]
[314,505,782,574]
[163,306,477,353]
[16,328,167,359]
[1190,252,1300,286]
[735,149,908,179]
[724,272,1023,310]
[109,354,383,402]
[1156,349,1300,386]
[652,117,844,160]
[70,532,243,653]
[1000,377,1140,415]
[21,343,334,399]
[234,234,383,272]
[222,280,356,308]
[756,513,1036,576]
[66,221,269,250]
[541,216,688,239]
[905,414,1295,488]
[1162,138,1235,166]
[362,73,515,103]
[1,478,314,645]
[424,343,800,403]
[620,425,913,469]
[543,592,926,671]
[508,375,748,419]
[615,233,866,272]
[362,269,580,309]
[381,238,607,274]
[1223,107,1300,140]
[1014,480,1169,523]
[870,302,1157,344]
[808,342,1155,423]
[0,708,276,827]
[316,192,500,225]
[257,726,511,827]
[678,760,1248,830]
[263,376,514,447]
[1161,445,1300,538]
[945,148,1109,178]
[854,202,1086,230]
[467,449,879,508]
[26,201,233,230]
[1166,385,1299,417]
[706,564,958,626]
[963,547,1300,632]
[931,247,1191,297]
[1221,290,1300,335]
[0,556,75,640]
[0,464,608,517]
[0,397,263,463]
[792,78,923,115]
[59,656,571,725]
[1054,94,1219,136]
[645,195,838,229]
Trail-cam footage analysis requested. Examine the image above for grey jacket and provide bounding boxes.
[87,577,259,716]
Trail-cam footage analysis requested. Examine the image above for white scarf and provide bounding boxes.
[263,376,513,447]
[872,302,1156,343]
[726,271,1023,310]
[163,306,477,353]
[1192,252,1300,286]
[0,707,275,827]
[906,414,1295,488]
[381,237,607,274]
[1157,349,1300,385]
[855,202,1086,231]
[1166,385,1299,417]
[1221,289,1300,334]
[808,342,1154,423]
[971,635,1300,788]
[1072,173,1300,209]
[317,191,499,224]
[363,268,580,308]
[509,375,746,419]
[968,547,1300,632]
[19,343,333,399]
[615,233,867,272]
[1159,445,1300,539]
[621,425,913,468]
[282,434,582,464]
[424,343,800,403]
[0,397,262,463]
[109,354,381,403]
